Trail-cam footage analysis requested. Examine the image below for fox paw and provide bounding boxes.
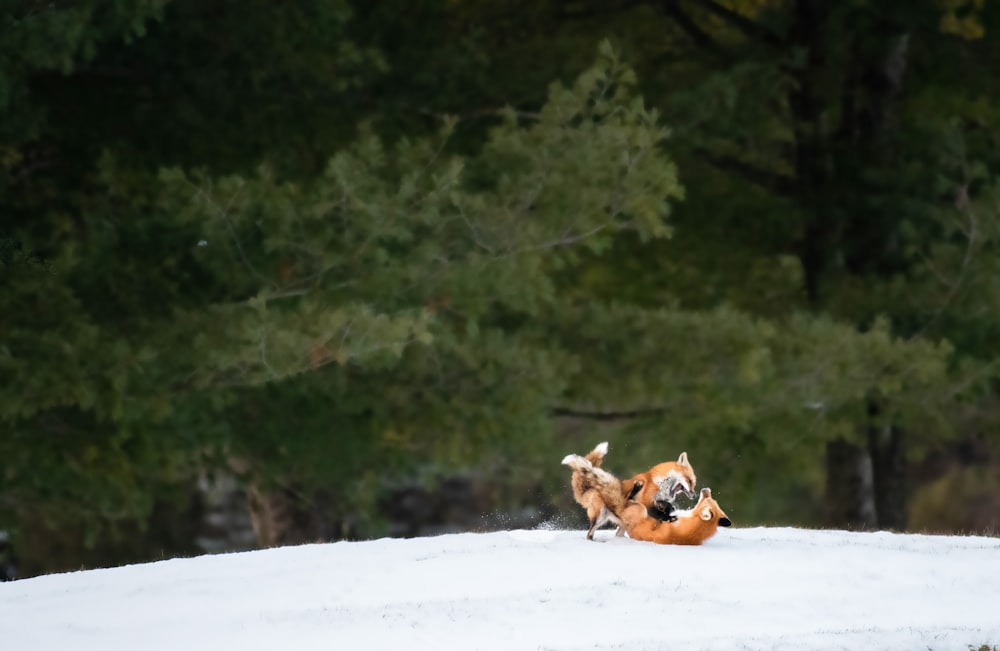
[648,500,677,522]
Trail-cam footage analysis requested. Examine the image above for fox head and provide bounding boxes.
[694,487,731,528]
[648,451,697,501]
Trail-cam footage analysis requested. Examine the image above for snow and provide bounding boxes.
[2,526,998,650]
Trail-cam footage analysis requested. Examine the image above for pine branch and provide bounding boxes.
[657,0,719,50]
[559,1,640,21]
[687,0,782,47]
[551,406,667,421]
[696,148,795,195]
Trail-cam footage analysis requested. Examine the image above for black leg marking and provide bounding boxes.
[648,500,677,522]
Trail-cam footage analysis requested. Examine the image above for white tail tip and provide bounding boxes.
[593,441,608,455]
[562,454,593,468]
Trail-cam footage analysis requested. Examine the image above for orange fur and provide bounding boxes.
[565,443,633,539]
[563,443,697,540]
[618,487,730,545]
[562,454,730,545]
[627,452,697,507]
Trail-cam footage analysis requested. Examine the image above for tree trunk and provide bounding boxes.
[869,424,908,529]
[245,483,333,548]
[823,402,910,531]
[823,439,877,529]
[788,0,830,306]
[787,1,913,530]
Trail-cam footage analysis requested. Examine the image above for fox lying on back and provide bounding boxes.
[562,452,730,545]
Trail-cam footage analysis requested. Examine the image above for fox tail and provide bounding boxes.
[585,441,608,467]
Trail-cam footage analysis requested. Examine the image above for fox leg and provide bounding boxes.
[616,480,645,535]
[586,498,606,540]
[589,506,618,539]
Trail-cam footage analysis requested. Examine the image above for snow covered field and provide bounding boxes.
[2,526,998,650]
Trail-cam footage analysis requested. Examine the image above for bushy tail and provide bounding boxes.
[585,441,608,467]
[561,453,629,514]
[561,453,591,470]
[562,441,608,468]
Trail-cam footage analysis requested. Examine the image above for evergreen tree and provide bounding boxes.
[3,1,998,573]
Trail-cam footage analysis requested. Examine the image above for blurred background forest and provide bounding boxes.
[3,0,1000,579]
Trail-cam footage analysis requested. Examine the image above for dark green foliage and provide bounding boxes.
[3,0,1000,573]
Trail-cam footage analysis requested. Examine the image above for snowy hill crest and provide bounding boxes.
[2,527,998,650]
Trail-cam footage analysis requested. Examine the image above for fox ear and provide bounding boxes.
[677,451,689,466]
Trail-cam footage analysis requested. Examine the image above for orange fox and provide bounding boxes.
[562,442,697,540]
[563,453,731,545]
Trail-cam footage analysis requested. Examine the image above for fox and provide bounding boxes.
[563,453,731,545]
[562,442,697,540]
[563,442,635,540]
